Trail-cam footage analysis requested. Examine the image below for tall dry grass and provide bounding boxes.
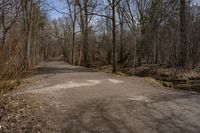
[0,40,23,95]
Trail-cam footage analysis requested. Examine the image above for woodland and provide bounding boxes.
[0,0,200,132]
[0,0,200,92]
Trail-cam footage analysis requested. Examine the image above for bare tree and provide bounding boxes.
[65,0,78,65]
[0,0,20,48]
[107,0,122,73]
[179,0,187,68]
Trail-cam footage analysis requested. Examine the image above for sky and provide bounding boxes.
[47,0,200,20]
[47,0,66,20]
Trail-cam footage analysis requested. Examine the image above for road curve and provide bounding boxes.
[18,61,200,133]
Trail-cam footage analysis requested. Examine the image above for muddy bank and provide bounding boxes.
[133,64,200,92]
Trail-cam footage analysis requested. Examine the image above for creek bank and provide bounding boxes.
[133,64,200,92]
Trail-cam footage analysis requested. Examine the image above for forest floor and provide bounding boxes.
[1,61,200,133]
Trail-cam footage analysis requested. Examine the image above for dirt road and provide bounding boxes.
[16,61,200,133]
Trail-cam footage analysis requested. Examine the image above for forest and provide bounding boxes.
[0,0,200,93]
[47,0,200,71]
[0,0,200,132]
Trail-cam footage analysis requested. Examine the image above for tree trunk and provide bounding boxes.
[119,9,124,63]
[83,0,89,65]
[78,42,83,65]
[72,24,75,65]
[112,0,117,73]
[179,0,187,68]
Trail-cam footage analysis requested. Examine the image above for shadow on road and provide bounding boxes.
[34,66,97,75]
[21,62,97,80]
[62,94,200,133]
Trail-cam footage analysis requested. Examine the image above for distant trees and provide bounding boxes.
[20,0,50,69]
[0,0,50,74]
[53,0,200,72]
[76,0,97,66]
[1,0,197,74]
[111,0,122,72]
[0,0,20,47]
[65,0,78,65]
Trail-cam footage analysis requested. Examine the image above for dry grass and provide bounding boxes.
[0,45,49,132]
[0,43,22,95]
[133,64,200,81]
[144,77,163,87]
[0,80,20,95]
[98,65,113,73]
[97,65,130,76]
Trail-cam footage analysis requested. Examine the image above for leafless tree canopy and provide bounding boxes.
[0,0,200,75]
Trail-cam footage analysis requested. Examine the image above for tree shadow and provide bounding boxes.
[34,66,97,75]
[62,94,200,133]
[21,65,98,79]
